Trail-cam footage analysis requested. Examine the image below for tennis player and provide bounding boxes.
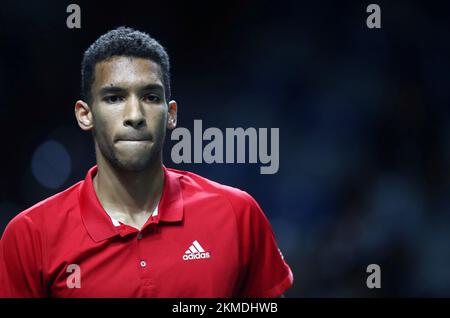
[0,27,293,298]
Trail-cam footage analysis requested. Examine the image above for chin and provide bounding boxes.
[99,140,162,172]
[115,151,160,172]
[113,155,151,171]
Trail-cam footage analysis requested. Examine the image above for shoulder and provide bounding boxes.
[167,167,261,216]
[1,181,82,239]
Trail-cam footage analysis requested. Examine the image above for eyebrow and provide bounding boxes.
[98,84,164,96]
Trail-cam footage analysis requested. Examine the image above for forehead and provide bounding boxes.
[92,56,163,90]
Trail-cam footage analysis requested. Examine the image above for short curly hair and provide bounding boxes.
[81,27,171,103]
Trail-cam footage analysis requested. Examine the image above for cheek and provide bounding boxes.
[149,108,167,127]
[93,112,118,140]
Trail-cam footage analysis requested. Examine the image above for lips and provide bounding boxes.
[115,135,152,142]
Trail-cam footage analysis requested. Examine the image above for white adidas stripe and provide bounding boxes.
[189,246,199,254]
[184,241,206,255]
[192,240,205,253]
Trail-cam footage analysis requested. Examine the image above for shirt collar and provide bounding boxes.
[79,165,184,243]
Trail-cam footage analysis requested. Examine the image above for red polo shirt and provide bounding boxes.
[0,166,293,298]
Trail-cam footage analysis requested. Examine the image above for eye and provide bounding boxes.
[144,94,161,103]
[103,95,123,104]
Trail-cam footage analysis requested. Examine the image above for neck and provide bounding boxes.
[93,147,164,218]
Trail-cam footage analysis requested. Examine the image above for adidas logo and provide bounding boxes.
[182,240,210,261]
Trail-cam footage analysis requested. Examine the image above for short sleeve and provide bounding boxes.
[0,213,47,297]
[231,191,294,298]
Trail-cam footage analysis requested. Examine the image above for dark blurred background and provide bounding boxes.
[1,0,450,297]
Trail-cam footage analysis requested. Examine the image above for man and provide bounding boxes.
[0,27,293,297]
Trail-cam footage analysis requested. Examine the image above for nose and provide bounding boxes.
[123,95,146,129]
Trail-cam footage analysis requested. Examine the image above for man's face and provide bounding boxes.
[89,56,169,172]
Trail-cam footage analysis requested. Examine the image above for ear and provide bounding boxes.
[75,100,94,131]
[167,100,178,130]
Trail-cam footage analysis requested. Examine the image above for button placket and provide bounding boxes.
[134,225,156,297]
[136,232,147,270]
